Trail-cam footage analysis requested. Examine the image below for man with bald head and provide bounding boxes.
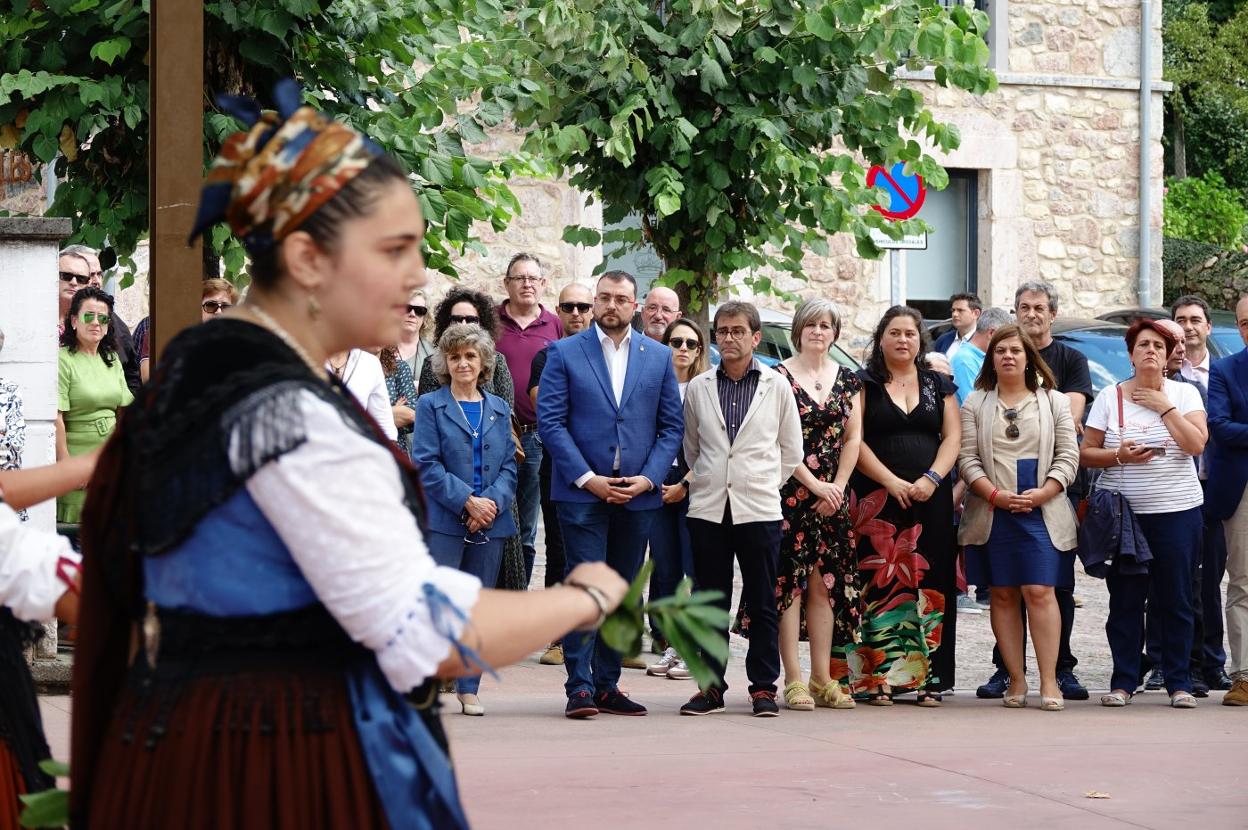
[528,282,597,665]
[641,286,681,340]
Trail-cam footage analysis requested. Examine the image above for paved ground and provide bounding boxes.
[37,554,1244,830]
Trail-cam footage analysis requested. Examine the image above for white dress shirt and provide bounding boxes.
[331,349,399,441]
[1180,349,1211,479]
[945,330,974,360]
[573,325,648,489]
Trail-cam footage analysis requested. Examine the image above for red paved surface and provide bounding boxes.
[40,656,1246,829]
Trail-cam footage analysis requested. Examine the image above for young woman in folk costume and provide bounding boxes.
[69,81,627,829]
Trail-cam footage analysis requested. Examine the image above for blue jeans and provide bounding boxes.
[556,500,655,697]
[1106,506,1202,695]
[518,430,543,585]
[647,468,695,638]
[427,531,504,695]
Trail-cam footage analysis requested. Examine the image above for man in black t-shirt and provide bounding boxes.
[527,282,594,666]
[976,281,1094,702]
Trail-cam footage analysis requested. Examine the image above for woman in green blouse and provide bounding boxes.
[56,287,133,523]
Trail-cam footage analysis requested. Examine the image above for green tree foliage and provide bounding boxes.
[0,0,524,283]
[472,0,996,314]
[1164,171,1248,249]
[1163,0,1248,183]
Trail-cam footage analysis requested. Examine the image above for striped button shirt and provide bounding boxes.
[717,360,762,444]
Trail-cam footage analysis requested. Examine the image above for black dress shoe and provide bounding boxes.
[1207,669,1233,691]
[1192,677,1210,698]
[976,668,1009,699]
[1057,670,1089,701]
[565,690,598,719]
[1143,668,1165,691]
[595,690,647,716]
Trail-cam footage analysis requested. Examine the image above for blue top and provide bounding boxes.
[144,489,470,830]
[951,341,985,405]
[457,400,485,493]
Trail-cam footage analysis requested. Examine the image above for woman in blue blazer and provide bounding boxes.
[412,324,518,716]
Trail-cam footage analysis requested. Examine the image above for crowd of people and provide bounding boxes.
[1,82,1247,827]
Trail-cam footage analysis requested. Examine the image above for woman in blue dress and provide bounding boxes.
[69,81,627,829]
[957,324,1080,711]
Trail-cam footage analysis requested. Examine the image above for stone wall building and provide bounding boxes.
[437,0,1166,351]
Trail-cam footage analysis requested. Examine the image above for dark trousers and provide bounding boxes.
[538,452,566,589]
[518,431,543,585]
[556,500,654,697]
[647,468,695,638]
[688,502,782,695]
[1106,507,1202,695]
[1144,491,1227,677]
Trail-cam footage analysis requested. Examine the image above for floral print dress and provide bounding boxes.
[735,365,862,657]
[837,369,957,694]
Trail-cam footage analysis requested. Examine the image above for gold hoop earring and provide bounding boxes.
[308,294,321,321]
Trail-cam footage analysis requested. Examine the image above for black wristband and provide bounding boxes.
[1159,406,1177,419]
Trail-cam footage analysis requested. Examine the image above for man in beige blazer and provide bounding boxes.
[679,301,803,717]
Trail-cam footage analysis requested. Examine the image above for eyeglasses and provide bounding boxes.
[645,305,679,315]
[1003,408,1019,440]
[406,304,428,317]
[59,272,90,286]
[464,528,490,545]
[558,302,592,314]
[505,275,541,284]
[201,300,232,314]
[667,337,700,351]
[79,311,110,325]
[449,314,480,325]
[714,327,751,341]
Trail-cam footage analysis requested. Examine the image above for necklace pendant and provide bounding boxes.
[815,381,823,391]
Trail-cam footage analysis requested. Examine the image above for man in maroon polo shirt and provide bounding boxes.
[496,252,564,584]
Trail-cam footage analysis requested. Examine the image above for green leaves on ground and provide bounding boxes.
[597,560,730,692]
[19,760,69,828]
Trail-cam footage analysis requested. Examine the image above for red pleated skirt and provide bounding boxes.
[84,667,391,830]
[0,740,25,830]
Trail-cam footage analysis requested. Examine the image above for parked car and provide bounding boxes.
[1097,307,1242,358]
[928,317,1132,394]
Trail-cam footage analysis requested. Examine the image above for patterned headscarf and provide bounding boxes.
[189,79,385,254]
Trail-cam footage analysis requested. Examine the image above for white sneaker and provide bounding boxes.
[647,647,680,676]
[666,659,693,680]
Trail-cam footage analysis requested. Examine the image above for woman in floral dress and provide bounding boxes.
[845,306,960,706]
[735,300,863,711]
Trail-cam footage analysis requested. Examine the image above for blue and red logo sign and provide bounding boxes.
[867,162,926,221]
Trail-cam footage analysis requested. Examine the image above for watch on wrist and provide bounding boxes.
[679,479,690,491]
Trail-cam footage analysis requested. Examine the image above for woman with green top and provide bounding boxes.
[55,287,133,523]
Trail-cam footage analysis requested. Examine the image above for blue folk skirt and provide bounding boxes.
[966,459,1074,588]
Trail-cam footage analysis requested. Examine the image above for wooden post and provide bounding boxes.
[149,0,204,359]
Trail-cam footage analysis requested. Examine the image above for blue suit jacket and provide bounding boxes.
[933,328,956,354]
[411,386,518,538]
[1207,348,1248,520]
[536,326,684,509]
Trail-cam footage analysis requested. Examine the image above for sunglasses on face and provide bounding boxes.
[449,314,480,325]
[1003,408,1019,440]
[667,337,701,351]
[202,300,232,314]
[406,304,428,317]
[60,272,90,286]
[558,302,592,314]
[79,311,110,325]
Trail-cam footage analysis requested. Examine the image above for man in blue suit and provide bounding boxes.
[1208,292,1248,706]
[537,270,684,719]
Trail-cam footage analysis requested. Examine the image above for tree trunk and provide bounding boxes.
[1173,106,1188,180]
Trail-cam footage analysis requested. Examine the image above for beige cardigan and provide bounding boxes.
[957,387,1080,550]
[683,365,804,525]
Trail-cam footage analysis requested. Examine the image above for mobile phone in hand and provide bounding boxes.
[1139,445,1167,456]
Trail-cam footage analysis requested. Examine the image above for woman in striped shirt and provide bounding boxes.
[1081,318,1208,709]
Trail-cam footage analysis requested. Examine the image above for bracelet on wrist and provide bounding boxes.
[988,488,999,510]
[565,579,609,630]
[1159,406,1177,419]
[923,470,942,486]
[1114,446,1123,466]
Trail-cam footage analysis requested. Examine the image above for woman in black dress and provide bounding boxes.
[847,306,960,706]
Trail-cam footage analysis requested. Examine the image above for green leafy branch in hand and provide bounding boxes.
[19,759,69,829]
[597,560,730,692]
